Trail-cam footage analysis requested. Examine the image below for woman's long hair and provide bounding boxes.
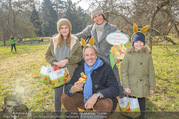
[102,14,108,22]
[57,33,71,47]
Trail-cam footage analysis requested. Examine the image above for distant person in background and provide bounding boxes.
[10,35,16,52]
[75,7,123,98]
[20,37,23,43]
[45,18,82,117]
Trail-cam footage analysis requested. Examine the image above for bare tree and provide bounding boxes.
[149,0,178,49]
[0,0,36,46]
[87,0,178,51]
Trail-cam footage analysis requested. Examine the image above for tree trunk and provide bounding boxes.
[150,0,170,51]
[3,34,6,46]
[3,27,6,46]
[151,28,177,45]
[172,20,179,37]
[164,37,177,45]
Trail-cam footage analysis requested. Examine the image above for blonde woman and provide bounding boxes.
[45,18,82,114]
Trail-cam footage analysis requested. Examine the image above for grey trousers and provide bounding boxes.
[54,85,64,112]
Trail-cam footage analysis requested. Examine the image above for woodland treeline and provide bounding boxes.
[0,0,178,49]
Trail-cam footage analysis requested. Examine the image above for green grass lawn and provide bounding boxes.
[0,40,178,113]
[0,44,54,112]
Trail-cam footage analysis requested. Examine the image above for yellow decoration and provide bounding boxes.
[133,23,149,33]
[81,38,86,47]
[80,37,95,47]
[89,37,95,46]
[64,69,70,80]
[131,23,149,42]
[126,101,131,112]
[113,48,117,52]
[73,86,77,92]
[110,44,126,60]
[78,72,87,83]
[141,25,149,33]
[133,23,138,33]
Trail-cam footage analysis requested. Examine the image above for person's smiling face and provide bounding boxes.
[84,47,97,67]
[134,41,144,51]
[60,25,70,39]
[93,13,104,25]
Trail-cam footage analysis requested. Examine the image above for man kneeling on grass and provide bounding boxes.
[61,44,119,115]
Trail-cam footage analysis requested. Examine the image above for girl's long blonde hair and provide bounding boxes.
[57,32,71,47]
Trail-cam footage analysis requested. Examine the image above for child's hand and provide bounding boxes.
[125,88,131,94]
[150,90,154,95]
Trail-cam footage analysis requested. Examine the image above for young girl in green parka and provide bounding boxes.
[120,23,156,119]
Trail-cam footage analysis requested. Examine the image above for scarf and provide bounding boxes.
[93,20,107,42]
[83,58,103,103]
[93,20,107,31]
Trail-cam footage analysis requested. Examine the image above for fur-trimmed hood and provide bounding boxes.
[45,34,82,77]
[53,35,78,54]
[127,46,151,54]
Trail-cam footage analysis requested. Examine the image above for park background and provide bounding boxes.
[0,0,178,116]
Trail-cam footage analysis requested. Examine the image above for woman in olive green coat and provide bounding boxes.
[120,24,155,119]
[45,18,82,114]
